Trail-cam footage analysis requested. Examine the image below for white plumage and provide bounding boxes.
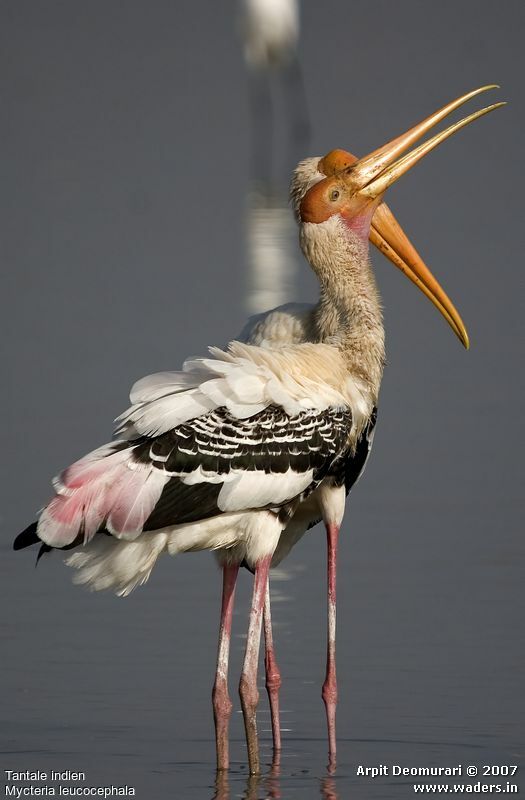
[14,85,501,775]
[21,156,379,596]
[117,341,370,439]
[25,339,365,594]
[65,510,286,597]
[239,0,299,69]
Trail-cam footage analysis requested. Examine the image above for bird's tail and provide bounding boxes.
[13,436,173,595]
[64,531,169,596]
[13,521,40,550]
[13,521,54,563]
[14,517,170,596]
[14,436,171,556]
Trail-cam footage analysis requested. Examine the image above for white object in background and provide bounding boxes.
[239,0,299,69]
[245,195,298,314]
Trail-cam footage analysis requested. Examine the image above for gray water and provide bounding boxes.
[2,506,523,798]
[2,2,524,798]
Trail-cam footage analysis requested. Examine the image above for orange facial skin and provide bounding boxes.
[300,175,347,224]
[318,149,358,176]
[300,83,504,350]
[300,172,379,232]
[313,149,382,234]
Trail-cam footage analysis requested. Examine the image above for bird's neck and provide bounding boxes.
[300,217,386,402]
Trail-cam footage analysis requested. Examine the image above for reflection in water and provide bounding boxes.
[211,770,229,800]
[320,775,339,800]
[211,771,263,800]
[211,758,340,800]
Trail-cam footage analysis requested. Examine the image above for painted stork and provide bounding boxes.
[14,86,503,775]
[240,85,500,763]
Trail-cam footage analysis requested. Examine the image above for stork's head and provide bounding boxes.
[297,86,505,348]
[290,150,358,220]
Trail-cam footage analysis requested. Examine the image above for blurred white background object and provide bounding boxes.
[245,190,298,313]
[239,0,310,313]
[240,0,299,69]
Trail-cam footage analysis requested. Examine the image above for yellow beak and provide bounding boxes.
[319,145,473,347]
[370,204,469,348]
[337,86,504,348]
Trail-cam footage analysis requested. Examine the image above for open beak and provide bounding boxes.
[369,205,469,348]
[319,148,471,347]
[337,86,504,348]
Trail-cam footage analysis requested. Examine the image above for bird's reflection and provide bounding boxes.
[211,756,340,800]
[320,775,339,800]
[211,770,229,800]
[211,771,261,800]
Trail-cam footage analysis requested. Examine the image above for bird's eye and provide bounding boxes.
[329,189,340,202]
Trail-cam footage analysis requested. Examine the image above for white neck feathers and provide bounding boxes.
[300,215,386,402]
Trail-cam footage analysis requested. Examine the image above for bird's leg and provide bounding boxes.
[239,554,272,775]
[212,562,239,772]
[263,582,282,756]
[322,522,340,769]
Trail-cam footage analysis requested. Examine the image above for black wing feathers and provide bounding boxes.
[15,405,355,548]
[144,480,222,531]
[13,521,39,551]
[132,406,353,478]
[136,405,353,531]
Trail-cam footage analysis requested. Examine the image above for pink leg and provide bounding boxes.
[263,583,282,755]
[239,554,272,775]
[322,523,339,769]
[212,563,240,771]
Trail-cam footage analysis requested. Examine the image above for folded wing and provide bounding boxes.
[18,343,357,552]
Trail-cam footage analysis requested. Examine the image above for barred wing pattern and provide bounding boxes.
[14,341,371,589]
[137,404,353,530]
[16,402,353,553]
